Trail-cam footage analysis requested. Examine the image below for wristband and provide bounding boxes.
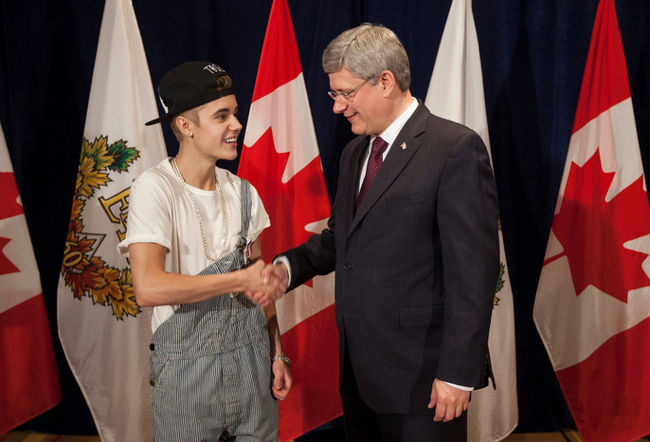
[273,355,291,366]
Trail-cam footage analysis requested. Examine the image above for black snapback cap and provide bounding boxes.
[145,61,234,126]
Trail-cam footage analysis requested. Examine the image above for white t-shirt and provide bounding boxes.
[118,158,270,332]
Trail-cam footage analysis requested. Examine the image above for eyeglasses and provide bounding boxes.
[327,80,368,102]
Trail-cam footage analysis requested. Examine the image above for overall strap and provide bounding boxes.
[236,179,252,254]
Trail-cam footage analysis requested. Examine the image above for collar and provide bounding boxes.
[371,97,419,147]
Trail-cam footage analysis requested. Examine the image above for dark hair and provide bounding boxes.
[169,74,233,142]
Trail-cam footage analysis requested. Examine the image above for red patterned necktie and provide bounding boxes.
[356,136,388,207]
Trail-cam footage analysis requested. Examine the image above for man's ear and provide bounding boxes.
[378,70,397,97]
[175,114,193,138]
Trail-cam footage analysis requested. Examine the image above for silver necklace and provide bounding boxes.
[170,157,228,262]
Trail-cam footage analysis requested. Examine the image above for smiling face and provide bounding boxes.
[328,67,393,137]
[190,95,242,162]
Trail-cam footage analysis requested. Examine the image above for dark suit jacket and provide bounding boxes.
[283,103,499,416]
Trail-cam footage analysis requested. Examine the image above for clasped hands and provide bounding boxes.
[243,260,289,306]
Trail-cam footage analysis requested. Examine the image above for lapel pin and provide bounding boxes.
[400,142,407,151]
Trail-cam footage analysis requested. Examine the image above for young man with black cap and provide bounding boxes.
[118,61,291,441]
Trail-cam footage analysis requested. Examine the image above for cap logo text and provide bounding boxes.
[203,64,224,75]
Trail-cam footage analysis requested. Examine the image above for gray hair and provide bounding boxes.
[322,23,411,92]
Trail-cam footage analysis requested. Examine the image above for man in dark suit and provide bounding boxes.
[257,23,499,442]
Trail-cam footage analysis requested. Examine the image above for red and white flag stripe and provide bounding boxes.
[0,123,60,433]
[238,0,341,439]
[534,1,650,440]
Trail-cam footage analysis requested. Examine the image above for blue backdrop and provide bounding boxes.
[1,0,648,435]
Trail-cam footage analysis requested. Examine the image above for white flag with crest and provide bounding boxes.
[57,0,166,440]
[425,1,518,440]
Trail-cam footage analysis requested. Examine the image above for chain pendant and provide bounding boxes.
[170,157,228,262]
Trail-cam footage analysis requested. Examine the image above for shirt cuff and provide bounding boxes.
[272,256,292,286]
[443,381,473,391]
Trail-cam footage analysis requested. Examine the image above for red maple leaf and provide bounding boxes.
[0,236,20,275]
[239,129,331,268]
[552,149,650,302]
[0,172,24,220]
[0,172,24,276]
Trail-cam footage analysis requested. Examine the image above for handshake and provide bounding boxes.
[242,260,290,307]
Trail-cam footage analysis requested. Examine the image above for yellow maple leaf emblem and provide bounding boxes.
[61,135,142,321]
[85,136,114,171]
[76,156,110,198]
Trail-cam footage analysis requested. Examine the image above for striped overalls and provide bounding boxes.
[149,181,278,441]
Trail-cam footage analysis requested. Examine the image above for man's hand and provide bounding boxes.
[271,357,293,400]
[244,262,289,306]
[427,379,470,422]
[262,262,289,290]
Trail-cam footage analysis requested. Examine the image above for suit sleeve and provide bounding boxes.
[279,136,365,291]
[281,205,337,291]
[435,130,500,388]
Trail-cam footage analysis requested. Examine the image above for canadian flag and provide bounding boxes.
[533,1,650,441]
[237,0,341,440]
[0,123,60,433]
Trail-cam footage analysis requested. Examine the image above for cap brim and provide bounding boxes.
[145,113,175,126]
[144,87,235,126]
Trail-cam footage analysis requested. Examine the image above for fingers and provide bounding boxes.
[272,378,289,400]
[245,291,272,307]
[429,379,470,422]
[260,264,273,284]
[242,261,272,305]
[428,385,437,409]
[271,263,289,291]
[262,263,289,291]
[244,288,280,306]
[435,402,460,422]
[246,262,289,306]
[244,264,288,306]
[271,359,293,400]
[244,288,276,307]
